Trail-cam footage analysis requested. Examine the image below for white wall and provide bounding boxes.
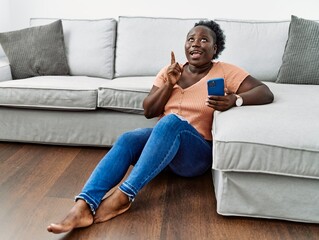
[0,0,11,32]
[2,0,319,31]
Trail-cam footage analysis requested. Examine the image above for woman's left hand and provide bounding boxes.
[206,89,236,111]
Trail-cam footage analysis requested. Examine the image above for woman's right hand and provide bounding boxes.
[167,51,182,85]
[143,52,182,118]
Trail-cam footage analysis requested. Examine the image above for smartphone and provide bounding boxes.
[207,78,225,96]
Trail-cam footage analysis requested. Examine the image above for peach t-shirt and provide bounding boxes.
[153,61,249,140]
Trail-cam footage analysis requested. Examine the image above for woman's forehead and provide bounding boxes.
[187,25,215,37]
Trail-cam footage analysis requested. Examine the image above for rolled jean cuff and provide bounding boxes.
[75,193,99,215]
[118,183,136,202]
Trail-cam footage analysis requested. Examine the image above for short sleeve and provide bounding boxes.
[220,62,249,93]
[153,65,169,88]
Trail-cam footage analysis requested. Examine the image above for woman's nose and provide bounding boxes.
[192,39,200,46]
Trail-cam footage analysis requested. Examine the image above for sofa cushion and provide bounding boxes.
[0,20,70,79]
[0,57,12,81]
[115,16,205,77]
[98,77,154,114]
[0,76,109,110]
[277,16,319,85]
[0,45,6,58]
[215,19,290,82]
[213,82,319,180]
[30,18,117,79]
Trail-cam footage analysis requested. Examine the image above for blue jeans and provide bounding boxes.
[76,114,212,214]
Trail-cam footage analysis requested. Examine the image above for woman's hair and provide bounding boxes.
[194,20,225,59]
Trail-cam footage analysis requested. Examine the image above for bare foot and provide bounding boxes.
[47,199,94,234]
[94,189,131,223]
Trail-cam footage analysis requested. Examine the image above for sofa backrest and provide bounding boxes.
[115,16,205,78]
[215,19,291,82]
[115,17,293,82]
[2,16,309,82]
[30,18,117,79]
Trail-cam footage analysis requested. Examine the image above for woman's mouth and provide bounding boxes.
[190,50,202,59]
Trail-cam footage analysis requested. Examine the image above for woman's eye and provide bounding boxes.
[187,37,208,43]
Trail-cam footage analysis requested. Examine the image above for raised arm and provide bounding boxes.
[143,52,183,118]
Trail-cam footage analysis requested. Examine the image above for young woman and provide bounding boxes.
[47,20,274,234]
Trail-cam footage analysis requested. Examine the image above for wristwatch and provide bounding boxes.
[235,94,243,107]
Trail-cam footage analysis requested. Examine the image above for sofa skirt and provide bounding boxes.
[213,170,319,223]
[0,107,157,147]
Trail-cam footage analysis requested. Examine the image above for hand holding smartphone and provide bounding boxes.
[207,78,225,96]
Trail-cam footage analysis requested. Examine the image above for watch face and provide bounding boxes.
[236,96,243,107]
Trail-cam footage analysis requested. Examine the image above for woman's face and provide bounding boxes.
[185,26,217,66]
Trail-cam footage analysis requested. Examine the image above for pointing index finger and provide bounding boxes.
[171,51,176,65]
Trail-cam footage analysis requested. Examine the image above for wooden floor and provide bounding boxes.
[0,143,318,240]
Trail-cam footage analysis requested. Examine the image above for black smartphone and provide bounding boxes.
[207,78,224,96]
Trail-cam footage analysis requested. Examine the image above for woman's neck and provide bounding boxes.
[187,61,213,75]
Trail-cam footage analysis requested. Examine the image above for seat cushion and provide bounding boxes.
[30,18,117,79]
[98,77,154,114]
[213,82,319,179]
[0,76,109,110]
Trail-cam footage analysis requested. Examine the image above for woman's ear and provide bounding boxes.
[213,44,217,54]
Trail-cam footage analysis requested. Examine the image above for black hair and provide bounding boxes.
[194,20,225,59]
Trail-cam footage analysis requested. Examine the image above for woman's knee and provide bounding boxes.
[116,128,151,147]
[160,114,186,124]
[155,114,188,132]
[116,132,134,147]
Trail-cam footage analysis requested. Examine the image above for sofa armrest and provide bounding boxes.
[0,57,13,81]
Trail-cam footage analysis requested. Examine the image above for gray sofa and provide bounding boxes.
[0,16,318,224]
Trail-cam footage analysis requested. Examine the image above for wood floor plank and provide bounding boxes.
[0,144,48,185]
[0,144,81,240]
[159,170,215,240]
[51,168,169,240]
[46,147,108,198]
[1,197,74,240]
[0,142,24,164]
[0,143,319,240]
[101,170,169,240]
